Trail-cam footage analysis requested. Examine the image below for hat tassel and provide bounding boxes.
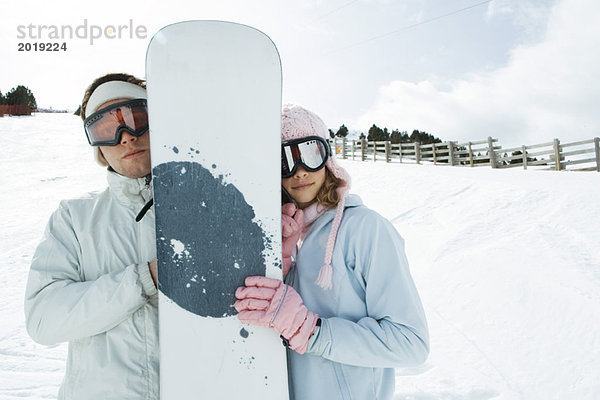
[315,263,333,290]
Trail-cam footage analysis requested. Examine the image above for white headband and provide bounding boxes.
[85,81,147,118]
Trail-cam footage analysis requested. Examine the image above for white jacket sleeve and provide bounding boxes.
[24,203,157,346]
[306,213,429,368]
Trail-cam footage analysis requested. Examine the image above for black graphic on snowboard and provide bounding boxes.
[153,160,270,317]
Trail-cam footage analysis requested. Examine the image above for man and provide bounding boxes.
[25,73,159,399]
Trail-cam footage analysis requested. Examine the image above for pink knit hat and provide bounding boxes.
[282,104,351,290]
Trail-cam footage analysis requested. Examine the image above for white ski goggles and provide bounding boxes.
[281,136,331,178]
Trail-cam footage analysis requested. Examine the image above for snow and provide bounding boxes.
[1,113,599,399]
[345,158,600,399]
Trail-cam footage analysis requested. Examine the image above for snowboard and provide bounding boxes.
[146,21,287,399]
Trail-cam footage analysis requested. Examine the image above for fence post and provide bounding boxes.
[360,138,366,161]
[468,142,474,167]
[399,144,403,163]
[553,139,562,171]
[487,137,497,168]
[351,140,355,160]
[373,142,377,162]
[594,137,600,172]
[448,141,456,166]
[341,137,347,159]
[522,145,528,170]
[415,143,421,164]
[385,141,391,163]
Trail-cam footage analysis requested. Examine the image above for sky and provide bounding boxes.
[1,0,598,146]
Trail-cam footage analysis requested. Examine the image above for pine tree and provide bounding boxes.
[0,90,5,105]
[410,129,441,145]
[367,124,388,141]
[336,124,349,138]
[390,129,410,144]
[6,85,37,109]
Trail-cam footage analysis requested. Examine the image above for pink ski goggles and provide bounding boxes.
[281,136,331,178]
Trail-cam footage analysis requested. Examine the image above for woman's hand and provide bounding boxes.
[235,276,318,354]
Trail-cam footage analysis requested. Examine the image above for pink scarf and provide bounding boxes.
[301,202,327,232]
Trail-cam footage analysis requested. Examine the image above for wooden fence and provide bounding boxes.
[330,136,600,172]
[0,105,32,117]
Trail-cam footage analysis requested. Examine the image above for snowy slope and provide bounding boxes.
[347,158,600,399]
[1,114,599,399]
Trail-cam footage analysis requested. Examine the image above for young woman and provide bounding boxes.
[235,104,429,399]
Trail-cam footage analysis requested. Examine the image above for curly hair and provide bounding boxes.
[80,73,146,121]
[315,168,346,210]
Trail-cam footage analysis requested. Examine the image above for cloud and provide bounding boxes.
[355,0,600,146]
[486,0,553,41]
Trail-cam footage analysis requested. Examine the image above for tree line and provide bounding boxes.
[0,85,37,113]
[329,124,540,166]
[329,123,442,145]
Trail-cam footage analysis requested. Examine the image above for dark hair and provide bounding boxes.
[80,73,146,121]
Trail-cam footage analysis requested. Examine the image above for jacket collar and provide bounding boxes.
[306,194,362,232]
[106,169,153,208]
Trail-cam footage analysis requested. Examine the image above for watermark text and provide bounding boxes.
[16,19,147,45]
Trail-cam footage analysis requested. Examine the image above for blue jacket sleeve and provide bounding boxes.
[306,211,429,368]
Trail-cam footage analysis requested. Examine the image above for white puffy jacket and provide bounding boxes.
[25,170,159,400]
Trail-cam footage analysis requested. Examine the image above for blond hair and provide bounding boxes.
[315,168,346,210]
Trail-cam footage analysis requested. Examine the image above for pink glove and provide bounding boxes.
[235,276,318,354]
[282,203,304,276]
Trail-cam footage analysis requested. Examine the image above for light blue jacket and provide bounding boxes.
[285,194,429,400]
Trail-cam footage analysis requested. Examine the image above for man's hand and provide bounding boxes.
[148,259,158,288]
